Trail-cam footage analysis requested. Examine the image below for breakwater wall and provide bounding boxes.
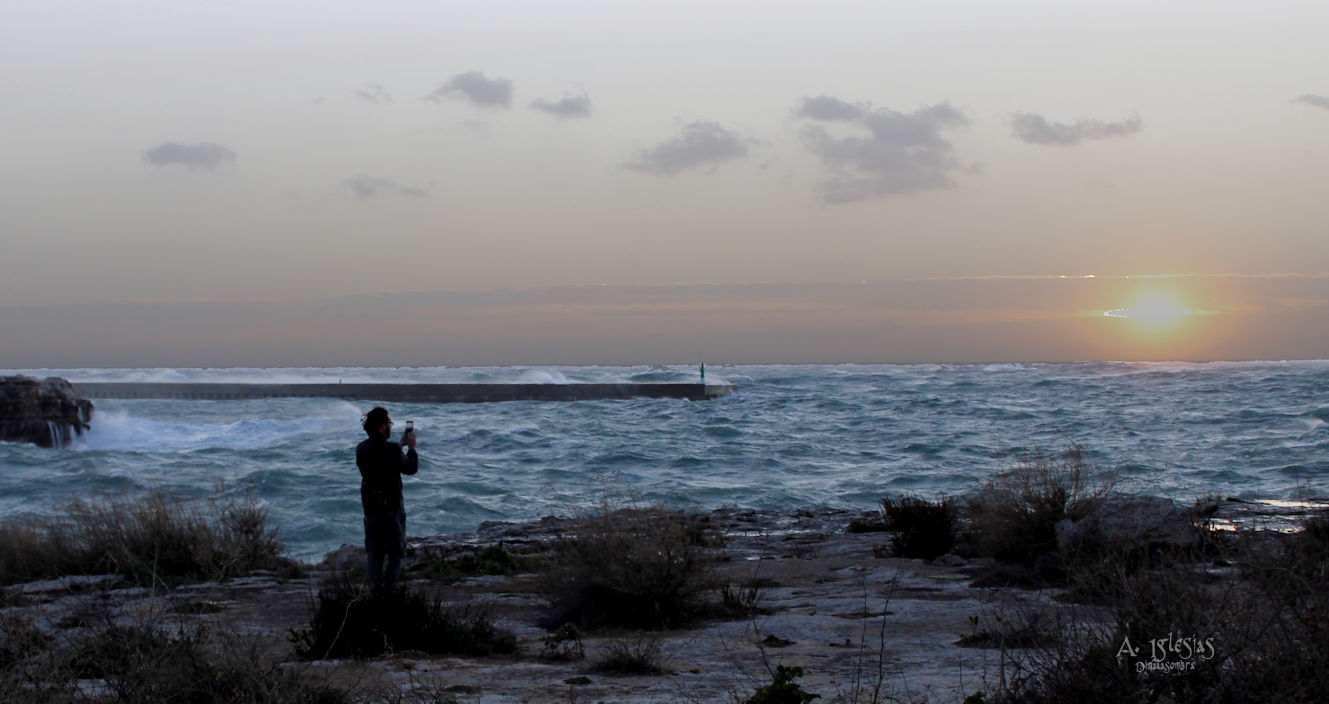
[73,382,735,403]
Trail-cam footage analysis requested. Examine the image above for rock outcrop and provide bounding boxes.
[1055,496,1199,554]
[0,376,94,448]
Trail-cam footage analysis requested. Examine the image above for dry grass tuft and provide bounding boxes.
[0,493,291,587]
[2,612,348,704]
[290,572,517,660]
[963,446,1112,569]
[880,495,957,559]
[589,636,667,675]
[981,519,1329,703]
[538,506,723,630]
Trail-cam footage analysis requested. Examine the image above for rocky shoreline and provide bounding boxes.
[6,496,1324,703]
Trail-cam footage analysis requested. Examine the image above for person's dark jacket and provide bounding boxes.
[356,434,418,515]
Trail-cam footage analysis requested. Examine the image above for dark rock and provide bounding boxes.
[0,376,94,448]
[1055,496,1198,554]
[931,554,967,567]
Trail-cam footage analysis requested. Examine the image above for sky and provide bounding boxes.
[2,1,1327,366]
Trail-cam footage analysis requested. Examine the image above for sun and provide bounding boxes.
[1104,292,1197,328]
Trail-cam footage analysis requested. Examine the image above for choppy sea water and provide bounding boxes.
[2,362,1327,560]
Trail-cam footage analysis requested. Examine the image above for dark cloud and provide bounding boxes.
[793,95,865,121]
[343,175,426,200]
[530,92,592,118]
[625,121,751,175]
[1294,94,1329,110]
[355,83,391,105]
[795,99,969,203]
[1011,112,1142,146]
[142,142,236,170]
[425,71,513,108]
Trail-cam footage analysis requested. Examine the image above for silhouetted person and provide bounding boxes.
[356,406,418,592]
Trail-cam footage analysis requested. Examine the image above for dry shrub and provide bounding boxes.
[880,495,956,559]
[539,506,722,630]
[0,613,49,673]
[964,446,1112,568]
[0,493,289,586]
[845,513,889,534]
[590,636,666,675]
[539,623,585,661]
[719,578,766,618]
[3,616,347,704]
[743,664,821,704]
[291,573,517,660]
[0,521,83,585]
[986,521,1329,703]
[409,544,524,583]
[956,610,1059,650]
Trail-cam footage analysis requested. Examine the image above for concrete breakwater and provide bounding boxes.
[73,382,735,403]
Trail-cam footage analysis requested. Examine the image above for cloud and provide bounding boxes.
[795,99,969,203]
[142,142,236,170]
[425,71,513,108]
[1294,94,1329,110]
[530,92,592,118]
[1011,112,1142,145]
[355,83,391,105]
[343,175,426,200]
[793,95,865,121]
[625,121,751,175]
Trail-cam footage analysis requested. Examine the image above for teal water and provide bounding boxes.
[3,362,1327,559]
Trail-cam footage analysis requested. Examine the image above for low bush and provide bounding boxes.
[955,611,1055,650]
[0,493,291,586]
[5,618,347,704]
[409,544,525,582]
[982,521,1329,703]
[291,573,517,660]
[1292,513,1329,569]
[538,506,722,630]
[718,579,767,618]
[845,514,888,534]
[744,664,820,704]
[964,446,1111,568]
[0,613,48,672]
[539,623,585,661]
[880,495,956,559]
[589,637,666,675]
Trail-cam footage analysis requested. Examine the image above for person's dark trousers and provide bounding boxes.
[364,510,406,592]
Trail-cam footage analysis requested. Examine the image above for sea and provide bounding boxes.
[2,362,1327,561]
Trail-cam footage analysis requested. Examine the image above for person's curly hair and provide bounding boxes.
[362,406,390,436]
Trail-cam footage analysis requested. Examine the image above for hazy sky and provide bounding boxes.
[3,1,1327,365]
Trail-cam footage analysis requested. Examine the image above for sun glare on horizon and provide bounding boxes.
[1104,292,1199,328]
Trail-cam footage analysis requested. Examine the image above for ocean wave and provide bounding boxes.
[3,361,1327,560]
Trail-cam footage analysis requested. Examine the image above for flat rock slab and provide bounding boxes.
[12,574,120,594]
[305,509,1045,702]
[2,509,1055,704]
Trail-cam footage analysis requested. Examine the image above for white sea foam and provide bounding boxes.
[980,363,1033,372]
[77,410,274,452]
[515,368,570,384]
[76,402,359,453]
